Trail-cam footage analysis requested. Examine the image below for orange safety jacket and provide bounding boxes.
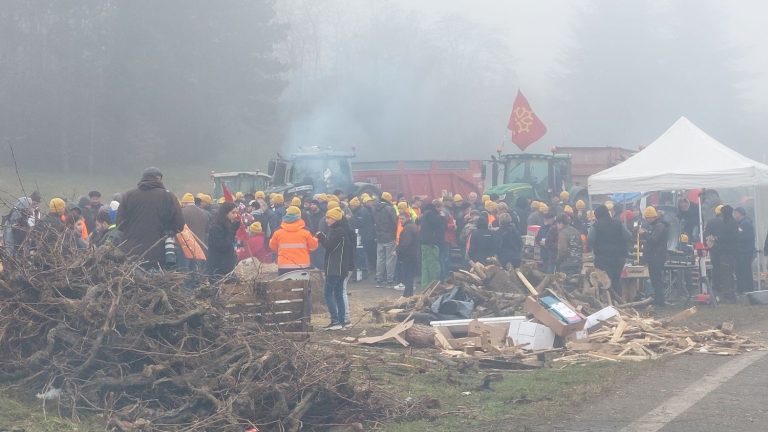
[268,219,318,270]
[176,225,206,260]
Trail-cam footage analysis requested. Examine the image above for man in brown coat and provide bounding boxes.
[117,167,185,268]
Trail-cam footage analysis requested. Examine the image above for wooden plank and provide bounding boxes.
[357,319,414,346]
[611,320,628,343]
[434,326,454,350]
[516,270,539,297]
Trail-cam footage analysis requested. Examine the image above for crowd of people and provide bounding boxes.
[3,167,767,328]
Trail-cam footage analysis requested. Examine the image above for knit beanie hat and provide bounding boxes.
[283,205,301,223]
[326,207,343,222]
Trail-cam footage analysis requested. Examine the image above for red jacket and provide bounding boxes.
[236,233,273,263]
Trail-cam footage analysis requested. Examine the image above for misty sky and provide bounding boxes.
[278,0,768,161]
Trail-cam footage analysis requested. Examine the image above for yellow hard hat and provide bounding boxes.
[196,193,212,205]
[382,192,393,202]
[217,197,226,204]
[291,196,302,207]
[49,198,66,214]
[560,191,570,201]
[484,200,497,212]
[481,194,490,203]
[327,194,340,203]
[255,191,266,200]
[235,191,244,200]
[326,207,343,222]
[397,201,408,211]
[564,205,574,214]
[363,195,375,203]
[453,194,464,203]
[538,204,549,214]
[679,233,689,243]
[272,194,284,204]
[643,206,658,218]
[327,201,340,210]
[316,194,328,202]
[575,199,586,210]
[349,197,361,208]
[715,204,724,215]
[605,201,615,211]
[249,222,263,233]
[285,205,301,216]
[181,193,195,204]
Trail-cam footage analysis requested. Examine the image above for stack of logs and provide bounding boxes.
[0,231,431,431]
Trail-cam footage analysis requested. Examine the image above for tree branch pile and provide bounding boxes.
[0,237,429,431]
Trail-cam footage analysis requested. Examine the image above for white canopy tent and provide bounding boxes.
[588,116,768,292]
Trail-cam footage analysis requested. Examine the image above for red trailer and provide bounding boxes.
[352,160,484,199]
[553,146,635,188]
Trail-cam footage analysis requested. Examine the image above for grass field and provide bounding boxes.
[0,166,215,208]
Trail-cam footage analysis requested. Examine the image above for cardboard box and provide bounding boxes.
[585,306,620,330]
[524,295,586,337]
[508,321,556,351]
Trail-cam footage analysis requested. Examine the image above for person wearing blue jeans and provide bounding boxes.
[316,207,356,330]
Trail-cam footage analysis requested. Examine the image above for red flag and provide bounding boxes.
[222,184,234,203]
[507,90,547,151]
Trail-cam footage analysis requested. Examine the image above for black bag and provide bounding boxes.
[430,286,475,320]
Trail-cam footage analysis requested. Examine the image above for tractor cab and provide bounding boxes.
[211,172,271,199]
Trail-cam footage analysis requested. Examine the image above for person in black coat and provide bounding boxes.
[640,206,670,306]
[316,207,356,329]
[733,207,755,294]
[396,215,420,297]
[709,205,739,299]
[468,215,500,264]
[207,202,240,282]
[589,205,630,296]
[498,212,523,268]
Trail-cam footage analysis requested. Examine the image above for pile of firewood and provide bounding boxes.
[0,231,430,431]
[557,307,762,365]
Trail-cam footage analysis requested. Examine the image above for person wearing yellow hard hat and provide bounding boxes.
[180,192,211,259]
[234,191,244,201]
[484,199,498,226]
[269,205,318,275]
[39,198,67,233]
[527,201,545,227]
[373,191,398,286]
[453,194,464,205]
[236,221,273,264]
[559,190,570,204]
[639,206,670,306]
[315,206,354,329]
[255,191,266,200]
[291,196,302,207]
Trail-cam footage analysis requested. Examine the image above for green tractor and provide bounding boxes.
[485,153,583,206]
[267,147,379,199]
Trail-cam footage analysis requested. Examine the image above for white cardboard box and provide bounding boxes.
[507,320,556,351]
[585,306,620,330]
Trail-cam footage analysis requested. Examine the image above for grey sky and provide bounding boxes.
[278,0,768,160]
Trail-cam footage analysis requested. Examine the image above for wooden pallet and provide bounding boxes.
[220,279,312,332]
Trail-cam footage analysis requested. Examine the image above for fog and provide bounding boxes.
[1,0,767,179]
[279,0,768,161]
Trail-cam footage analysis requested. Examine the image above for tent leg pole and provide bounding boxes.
[756,186,762,291]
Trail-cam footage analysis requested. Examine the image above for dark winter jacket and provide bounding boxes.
[207,220,239,277]
[182,204,211,247]
[712,218,739,255]
[91,225,122,248]
[590,217,629,259]
[419,205,446,246]
[268,205,286,234]
[318,218,356,277]
[468,227,501,263]
[373,201,397,244]
[396,220,420,262]
[498,224,523,268]
[117,176,185,265]
[736,217,756,256]
[351,206,375,243]
[642,219,670,264]
[557,224,583,270]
